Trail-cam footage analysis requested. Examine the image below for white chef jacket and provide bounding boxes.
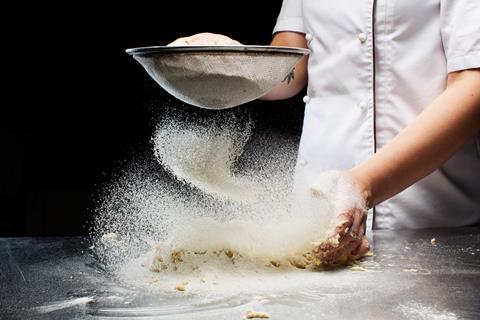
[273,0,480,229]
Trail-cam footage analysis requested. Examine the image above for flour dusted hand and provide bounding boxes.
[168,32,241,46]
[309,171,370,265]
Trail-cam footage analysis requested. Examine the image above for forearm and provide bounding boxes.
[349,69,480,207]
[260,32,308,101]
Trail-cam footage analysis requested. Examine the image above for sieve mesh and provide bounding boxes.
[126,46,310,109]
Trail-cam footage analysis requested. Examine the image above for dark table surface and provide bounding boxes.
[1,227,479,320]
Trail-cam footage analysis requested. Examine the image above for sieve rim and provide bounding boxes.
[125,45,310,57]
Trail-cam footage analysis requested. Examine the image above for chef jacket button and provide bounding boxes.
[299,158,308,167]
[358,101,368,112]
[303,95,311,104]
[358,32,367,43]
[305,33,313,43]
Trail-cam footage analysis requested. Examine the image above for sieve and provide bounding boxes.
[126,45,310,109]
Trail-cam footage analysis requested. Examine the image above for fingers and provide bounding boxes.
[167,37,189,46]
[350,208,367,236]
[168,33,241,46]
[333,209,354,238]
[351,236,370,260]
[314,233,362,265]
[340,235,363,260]
[313,229,371,266]
[333,218,351,238]
[191,33,241,45]
[360,211,367,236]
[332,206,366,237]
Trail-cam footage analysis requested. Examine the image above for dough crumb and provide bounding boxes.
[431,238,438,246]
[269,260,280,268]
[289,258,307,269]
[364,251,374,257]
[351,266,367,272]
[170,250,185,270]
[174,284,186,291]
[403,268,418,273]
[245,310,270,319]
[149,255,168,272]
[224,249,235,258]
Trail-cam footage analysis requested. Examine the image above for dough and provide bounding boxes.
[245,310,270,319]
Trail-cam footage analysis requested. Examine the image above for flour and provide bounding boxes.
[36,297,94,313]
[92,111,338,277]
[152,115,257,202]
[394,302,458,320]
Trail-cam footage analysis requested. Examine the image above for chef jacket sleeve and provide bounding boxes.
[440,0,480,73]
[272,0,305,34]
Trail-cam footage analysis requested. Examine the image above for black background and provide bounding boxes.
[1,1,305,236]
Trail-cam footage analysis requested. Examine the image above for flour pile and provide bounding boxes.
[92,111,337,277]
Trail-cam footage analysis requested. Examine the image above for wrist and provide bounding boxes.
[346,168,373,209]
